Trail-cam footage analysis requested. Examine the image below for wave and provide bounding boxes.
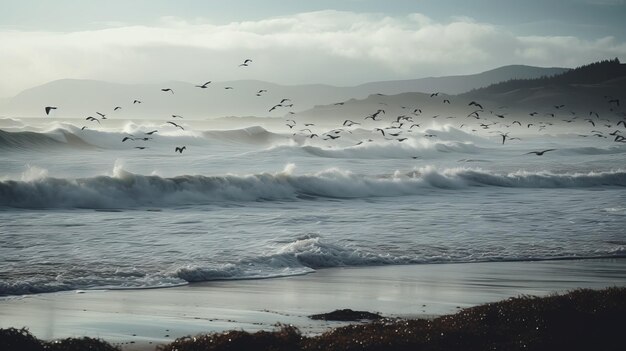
[1,164,625,209]
[2,234,624,297]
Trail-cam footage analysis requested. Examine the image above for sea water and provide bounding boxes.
[1,118,625,296]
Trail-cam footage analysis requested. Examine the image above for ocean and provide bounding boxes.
[1,116,625,297]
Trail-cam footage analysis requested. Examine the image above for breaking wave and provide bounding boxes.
[1,164,625,209]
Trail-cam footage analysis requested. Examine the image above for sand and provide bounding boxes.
[1,258,625,350]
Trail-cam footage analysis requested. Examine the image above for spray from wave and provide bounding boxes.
[1,164,625,209]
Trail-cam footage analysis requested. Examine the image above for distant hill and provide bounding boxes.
[461,58,626,113]
[357,65,568,96]
[0,65,567,119]
[294,59,626,127]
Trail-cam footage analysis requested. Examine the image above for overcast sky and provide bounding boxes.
[1,0,625,97]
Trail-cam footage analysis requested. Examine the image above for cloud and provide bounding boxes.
[0,10,624,97]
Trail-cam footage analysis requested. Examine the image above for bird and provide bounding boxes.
[81,126,87,130]
[239,59,252,66]
[343,120,359,126]
[96,112,106,119]
[512,121,522,126]
[135,146,147,150]
[469,101,483,109]
[334,102,345,105]
[374,128,385,136]
[195,81,211,88]
[525,149,556,156]
[430,92,439,97]
[114,106,122,111]
[45,106,57,115]
[324,134,340,140]
[554,104,565,109]
[86,116,100,124]
[443,99,450,104]
[257,89,268,94]
[175,146,186,153]
[500,132,510,144]
[122,136,134,142]
[269,104,282,112]
[145,130,158,135]
[133,100,142,104]
[224,86,234,90]
[172,114,183,118]
[166,121,184,130]
[161,88,174,94]
[529,112,538,116]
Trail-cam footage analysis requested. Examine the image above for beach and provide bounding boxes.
[2,258,625,350]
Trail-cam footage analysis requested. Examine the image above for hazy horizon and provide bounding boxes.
[1,1,625,98]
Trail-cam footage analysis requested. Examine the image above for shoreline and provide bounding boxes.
[1,258,625,350]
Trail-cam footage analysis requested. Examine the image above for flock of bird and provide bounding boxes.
[41,58,626,157]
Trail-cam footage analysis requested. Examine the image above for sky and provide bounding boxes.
[0,0,625,98]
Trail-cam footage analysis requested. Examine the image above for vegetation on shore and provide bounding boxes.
[1,287,624,351]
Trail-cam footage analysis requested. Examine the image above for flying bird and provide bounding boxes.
[122,136,134,142]
[468,101,483,109]
[133,100,142,104]
[166,121,184,130]
[525,149,556,156]
[114,106,122,111]
[195,81,211,88]
[161,88,174,94]
[430,92,440,97]
[175,146,186,153]
[45,106,57,115]
[145,130,158,135]
[172,114,183,118]
[86,116,100,124]
[239,59,252,66]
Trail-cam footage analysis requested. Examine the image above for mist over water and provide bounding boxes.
[1,117,625,296]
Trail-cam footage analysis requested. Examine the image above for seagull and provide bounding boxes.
[81,126,87,130]
[135,146,147,150]
[114,106,122,111]
[166,121,184,130]
[86,116,100,124]
[280,98,291,104]
[122,136,134,142]
[430,92,439,97]
[343,120,359,127]
[500,132,510,144]
[224,87,234,90]
[133,100,142,104]
[269,104,282,112]
[45,106,57,115]
[334,102,345,105]
[172,114,183,119]
[374,128,385,136]
[145,130,158,135]
[525,149,556,156]
[175,146,186,153]
[239,59,252,67]
[443,99,450,104]
[195,81,211,88]
[161,88,174,94]
[469,101,483,109]
[96,112,106,119]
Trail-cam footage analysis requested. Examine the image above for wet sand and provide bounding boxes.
[1,258,625,350]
